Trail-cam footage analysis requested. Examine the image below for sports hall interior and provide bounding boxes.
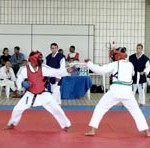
[0,0,150,148]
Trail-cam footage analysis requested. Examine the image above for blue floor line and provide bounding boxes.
[0,105,150,119]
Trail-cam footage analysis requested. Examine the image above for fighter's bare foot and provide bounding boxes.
[85,131,95,136]
[145,129,150,137]
[64,126,71,132]
[3,124,15,130]
[85,128,96,136]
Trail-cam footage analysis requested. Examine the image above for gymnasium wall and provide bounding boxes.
[0,0,146,64]
[0,0,147,88]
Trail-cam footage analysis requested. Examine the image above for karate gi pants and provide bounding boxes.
[133,83,147,105]
[51,82,61,105]
[7,91,71,128]
[89,85,149,131]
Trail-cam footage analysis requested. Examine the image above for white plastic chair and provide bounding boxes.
[0,80,10,98]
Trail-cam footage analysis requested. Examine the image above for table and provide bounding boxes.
[60,76,92,100]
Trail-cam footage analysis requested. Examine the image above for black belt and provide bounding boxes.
[31,94,37,107]
[26,90,47,108]
[25,94,37,108]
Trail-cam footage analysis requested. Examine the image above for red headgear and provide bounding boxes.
[28,51,43,66]
[109,47,127,61]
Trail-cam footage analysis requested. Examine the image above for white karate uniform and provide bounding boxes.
[7,63,71,128]
[87,60,149,131]
[0,66,17,91]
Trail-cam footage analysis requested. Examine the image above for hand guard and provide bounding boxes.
[22,81,31,89]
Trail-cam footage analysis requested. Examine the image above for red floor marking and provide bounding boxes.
[0,110,150,148]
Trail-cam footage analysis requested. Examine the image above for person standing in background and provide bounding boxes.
[129,44,150,106]
[45,43,66,105]
[10,46,24,75]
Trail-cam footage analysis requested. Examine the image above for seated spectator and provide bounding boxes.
[0,48,11,66]
[0,61,20,98]
[10,46,24,75]
[22,59,28,66]
[16,59,28,77]
[16,59,28,95]
[67,45,79,63]
[58,49,66,60]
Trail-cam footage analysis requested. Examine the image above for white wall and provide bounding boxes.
[0,0,146,87]
[0,0,145,64]
[0,24,94,62]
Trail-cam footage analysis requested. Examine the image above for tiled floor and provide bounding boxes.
[0,92,150,106]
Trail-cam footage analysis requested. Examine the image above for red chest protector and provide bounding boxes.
[27,65,45,94]
[68,52,79,61]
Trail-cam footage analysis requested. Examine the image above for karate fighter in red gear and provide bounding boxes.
[4,51,71,131]
[85,47,150,137]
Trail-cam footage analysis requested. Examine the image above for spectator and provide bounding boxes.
[129,44,150,106]
[16,59,28,77]
[67,45,79,63]
[22,59,28,66]
[58,49,66,60]
[10,46,24,75]
[0,61,20,98]
[0,48,11,66]
[45,43,66,105]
